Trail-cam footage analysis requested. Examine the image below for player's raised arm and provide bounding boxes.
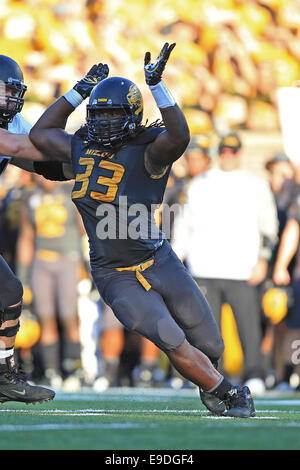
[29,63,109,162]
[144,43,190,175]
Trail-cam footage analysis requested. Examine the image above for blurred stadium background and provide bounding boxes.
[1,0,300,388]
[1,0,299,167]
[2,2,300,449]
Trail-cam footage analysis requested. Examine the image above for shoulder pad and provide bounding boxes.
[8,114,31,134]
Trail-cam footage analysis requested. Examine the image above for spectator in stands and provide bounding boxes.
[273,179,300,391]
[261,152,298,388]
[185,135,212,180]
[172,133,278,394]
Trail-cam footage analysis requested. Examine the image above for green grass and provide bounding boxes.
[0,388,299,450]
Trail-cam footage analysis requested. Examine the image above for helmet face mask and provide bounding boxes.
[0,56,27,126]
[0,81,27,122]
[86,77,143,148]
[87,105,139,147]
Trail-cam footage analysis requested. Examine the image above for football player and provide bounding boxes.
[25,44,255,416]
[0,55,57,403]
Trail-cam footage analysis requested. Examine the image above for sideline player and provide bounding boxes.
[11,45,255,417]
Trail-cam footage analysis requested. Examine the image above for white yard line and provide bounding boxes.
[0,408,296,415]
[0,423,149,431]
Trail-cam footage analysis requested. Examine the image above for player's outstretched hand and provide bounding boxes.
[144,43,176,86]
[73,63,109,99]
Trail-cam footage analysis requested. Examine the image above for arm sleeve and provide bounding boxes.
[33,161,70,181]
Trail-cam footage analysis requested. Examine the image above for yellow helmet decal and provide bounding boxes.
[126,84,143,115]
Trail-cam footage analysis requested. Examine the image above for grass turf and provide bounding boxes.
[0,388,299,450]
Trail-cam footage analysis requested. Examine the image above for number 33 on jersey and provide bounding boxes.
[71,156,124,203]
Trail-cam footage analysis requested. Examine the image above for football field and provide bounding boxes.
[0,388,299,451]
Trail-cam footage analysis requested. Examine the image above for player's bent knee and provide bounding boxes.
[0,277,23,338]
[0,277,23,310]
[188,331,224,362]
[203,337,225,363]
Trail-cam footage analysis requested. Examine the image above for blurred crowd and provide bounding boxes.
[2,0,300,132]
[1,0,300,394]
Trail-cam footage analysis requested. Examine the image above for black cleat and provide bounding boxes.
[223,386,256,418]
[199,388,226,415]
[0,356,55,404]
[244,386,256,417]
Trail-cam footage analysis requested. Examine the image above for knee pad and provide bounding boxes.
[0,302,22,337]
[156,317,185,351]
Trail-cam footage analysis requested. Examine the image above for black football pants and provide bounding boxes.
[92,241,224,363]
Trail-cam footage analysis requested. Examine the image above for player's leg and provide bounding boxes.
[141,242,255,416]
[93,265,255,417]
[148,250,225,412]
[0,262,23,362]
[94,268,219,390]
[145,245,224,363]
[0,255,55,403]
